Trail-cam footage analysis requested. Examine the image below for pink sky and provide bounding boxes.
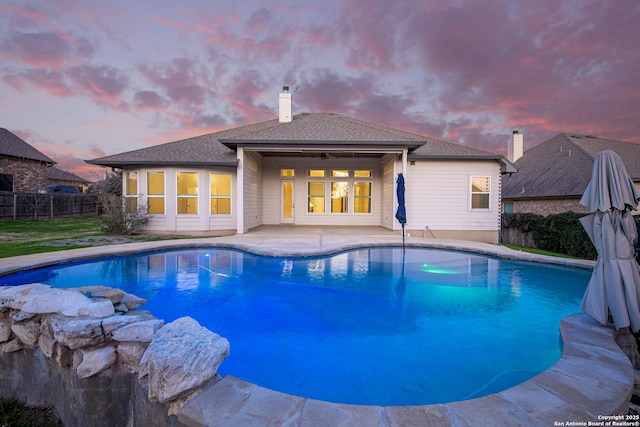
[1,0,639,181]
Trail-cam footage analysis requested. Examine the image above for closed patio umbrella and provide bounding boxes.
[579,150,640,332]
[395,173,407,249]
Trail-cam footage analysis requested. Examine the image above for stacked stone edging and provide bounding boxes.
[0,283,230,425]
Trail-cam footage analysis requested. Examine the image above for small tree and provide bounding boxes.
[98,192,149,235]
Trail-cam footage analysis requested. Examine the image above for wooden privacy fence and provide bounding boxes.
[0,192,99,220]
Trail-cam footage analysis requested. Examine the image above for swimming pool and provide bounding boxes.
[0,246,590,406]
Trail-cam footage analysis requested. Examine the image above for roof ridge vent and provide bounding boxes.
[585,135,598,138]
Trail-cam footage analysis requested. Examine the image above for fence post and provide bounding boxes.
[50,195,54,219]
[13,193,17,220]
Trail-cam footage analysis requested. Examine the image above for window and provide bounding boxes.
[503,201,513,214]
[331,181,349,213]
[354,181,371,213]
[125,172,138,211]
[147,172,165,214]
[0,173,13,192]
[308,182,325,213]
[308,169,325,177]
[331,170,349,177]
[471,176,490,209]
[281,169,294,177]
[177,172,198,214]
[354,170,371,178]
[210,173,231,214]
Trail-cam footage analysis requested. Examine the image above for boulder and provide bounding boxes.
[0,317,11,342]
[117,342,148,373]
[101,314,146,337]
[120,292,147,310]
[0,283,60,310]
[38,334,57,358]
[0,284,114,318]
[73,286,125,304]
[76,346,117,378]
[1,338,22,352]
[140,317,230,403]
[46,315,106,349]
[11,320,41,348]
[112,319,164,342]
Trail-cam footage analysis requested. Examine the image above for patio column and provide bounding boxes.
[402,149,408,176]
[236,147,244,234]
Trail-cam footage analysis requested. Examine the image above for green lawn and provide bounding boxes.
[503,243,583,259]
[0,217,103,258]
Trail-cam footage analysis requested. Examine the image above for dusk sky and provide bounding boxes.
[1,0,639,181]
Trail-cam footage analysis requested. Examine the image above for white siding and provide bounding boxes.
[405,160,501,231]
[381,157,396,229]
[242,152,263,231]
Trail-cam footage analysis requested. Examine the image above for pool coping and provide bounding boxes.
[0,233,633,425]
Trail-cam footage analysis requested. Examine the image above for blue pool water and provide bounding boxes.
[0,247,590,406]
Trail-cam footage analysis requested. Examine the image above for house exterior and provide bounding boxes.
[502,133,640,215]
[0,128,56,193]
[87,89,515,243]
[46,166,90,193]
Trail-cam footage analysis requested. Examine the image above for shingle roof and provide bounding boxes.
[409,135,505,159]
[0,128,56,164]
[502,133,640,199]
[220,113,428,148]
[87,113,509,168]
[46,166,89,183]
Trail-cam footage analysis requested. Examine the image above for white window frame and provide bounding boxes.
[210,172,232,215]
[177,171,199,215]
[470,176,491,210]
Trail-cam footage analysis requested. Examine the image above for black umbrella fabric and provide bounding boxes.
[395,173,407,247]
[579,150,640,332]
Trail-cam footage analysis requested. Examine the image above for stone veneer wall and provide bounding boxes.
[0,284,230,427]
[0,157,48,193]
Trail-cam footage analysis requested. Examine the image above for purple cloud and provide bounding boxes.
[66,65,129,109]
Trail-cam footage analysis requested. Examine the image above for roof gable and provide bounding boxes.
[503,133,640,199]
[0,128,56,164]
[46,166,89,183]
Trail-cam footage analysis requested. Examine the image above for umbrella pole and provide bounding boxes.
[402,223,405,252]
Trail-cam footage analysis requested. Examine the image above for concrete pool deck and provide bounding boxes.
[0,226,635,426]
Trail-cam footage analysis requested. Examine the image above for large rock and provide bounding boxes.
[76,346,117,378]
[73,286,125,304]
[117,342,148,373]
[101,314,146,338]
[46,315,106,349]
[112,319,164,342]
[0,284,114,318]
[140,317,230,403]
[120,292,147,310]
[0,317,11,342]
[11,320,41,348]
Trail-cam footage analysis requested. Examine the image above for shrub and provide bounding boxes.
[98,193,149,235]
[503,212,597,260]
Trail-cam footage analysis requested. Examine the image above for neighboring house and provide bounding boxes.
[502,133,640,215]
[0,128,56,193]
[46,166,90,193]
[87,88,515,243]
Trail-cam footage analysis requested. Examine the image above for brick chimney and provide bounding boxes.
[508,130,523,162]
[279,86,292,123]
